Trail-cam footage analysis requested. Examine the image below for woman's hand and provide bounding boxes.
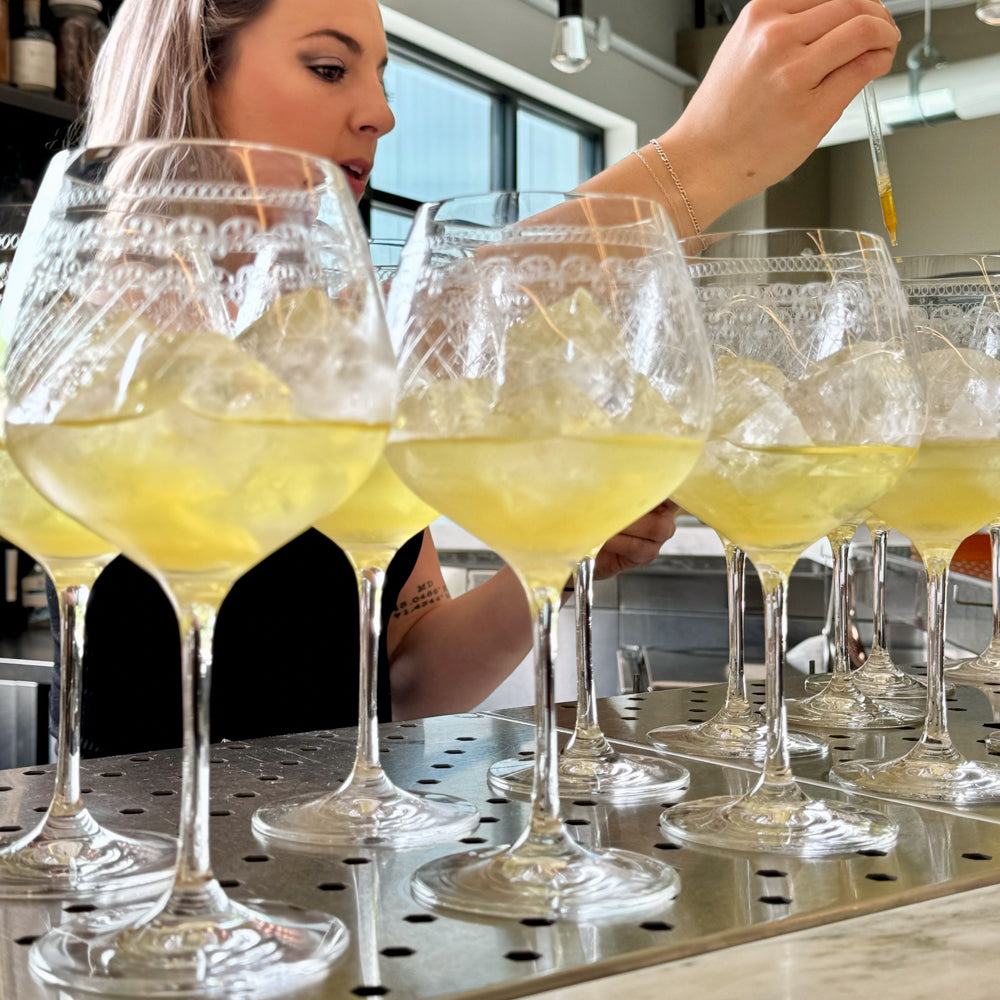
[667,0,900,222]
[593,500,680,579]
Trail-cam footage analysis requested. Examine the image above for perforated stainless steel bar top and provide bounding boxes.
[3,681,1000,1000]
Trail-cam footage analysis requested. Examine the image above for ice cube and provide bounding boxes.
[496,376,613,437]
[394,377,500,438]
[710,354,809,447]
[921,346,1000,437]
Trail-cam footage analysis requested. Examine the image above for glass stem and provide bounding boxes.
[758,567,794,790]
[919,556,953,750]
[564,556,613,759]
[722,540,748,709]
[519,583,572,850]
[349,565,387,782]
[47,582,93,827]
[990,523,1000,647]
[167,600,227,917]
[870,525,889,655]
[830,533,851,680]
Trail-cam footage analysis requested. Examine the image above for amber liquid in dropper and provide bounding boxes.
[879,176,898,247]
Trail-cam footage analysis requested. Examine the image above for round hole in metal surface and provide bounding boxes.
[686,709,706,714]
[151,790,175,797]
[654,842,681,851]
[949,707,968,712]
[640,921,674,931]
[0,824,22,832]
[210,810,233,817]
[351,985,389,996]
[318,882,346,891]
[118,808,145,816]
[689,699,708,703]
[897,726,918,731]
[32,806,47,812]
[233,792,257,798]
[564,819,590,827]
[386,735,405,741]
[129,756,152,762]
[759,895,792,904]
[628,696,646,701]
[901,737,919,742]
[280,760,301,766]
[403,913,437,923]
[430,764,452,769]
[218,879,241,888]
[242,855,270,863]
[22,770,45,776]
[459,837,487,844]
[381,947,415,957]
[15,935,40,945]
[444,749,465,755]
[690,689,709,693]
[80,788,93,794]
[258,775,279,782]
[480,816,500,824]
[64,903,98,913]
[299,746,320,752]
[343,857,371,866]
[572,800,597,807]
[832,746,854,751]
[398,722,418,728]
[416,779,440,785]
[520,917,554,927]
[505,950,541,962]
[226,744,250,749]
[961,852,993,861]
[983,722,1000,729]
[100,771,124,778]
[828,734,850,740]
[0,786,11,792]
[486,797,510,805]
[620,716,638,721]
[455,737,476,742]
[865,872,898,882]
[209,758,226,765]
[856,849,888,857]
[756,869,788,878]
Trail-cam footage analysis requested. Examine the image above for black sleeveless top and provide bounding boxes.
[52,529,424,758]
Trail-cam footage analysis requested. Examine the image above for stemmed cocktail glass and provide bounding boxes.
[831,254,1000,804]
[659,229,924,854]
[487,549,691,802]
[0,203,176,898]
[387,191,711,918]
[2,140,398,994]
[252,240,479,848]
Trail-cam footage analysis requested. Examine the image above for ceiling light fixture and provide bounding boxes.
[550,0,590,74]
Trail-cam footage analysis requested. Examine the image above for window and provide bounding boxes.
[365,41,603,240]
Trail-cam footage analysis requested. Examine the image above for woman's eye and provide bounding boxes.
[311,64,346,83]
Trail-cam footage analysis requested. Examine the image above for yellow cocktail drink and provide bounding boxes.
[7,406,386,603]
[388,432,701,587]
[314,456,437,570]
[0,443,112,580]
[675,441,916,577]
[868,439,1000,562]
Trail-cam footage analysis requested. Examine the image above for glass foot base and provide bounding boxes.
[660,791,898,855]
[29,897,349,997]
[946,655,1000,684]
[252,785,479,849]
[0,817,176,899]
[486,751,689,803]
[786,678,925,730]
[411,841,680,921]
[831,751,1000,804]
[805,670,954,700]
[646,717,828,763]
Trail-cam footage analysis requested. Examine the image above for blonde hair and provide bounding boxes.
[84,0,272,145]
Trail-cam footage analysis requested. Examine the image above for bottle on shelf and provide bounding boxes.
[50,0,105,106]
[0,1,11,85]
[11,0,56,94]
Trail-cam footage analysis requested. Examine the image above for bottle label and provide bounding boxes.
[11,38,56,91]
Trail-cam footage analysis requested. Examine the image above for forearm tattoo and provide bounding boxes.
[392,579,446,619]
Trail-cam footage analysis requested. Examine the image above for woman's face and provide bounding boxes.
[210,0,395,202]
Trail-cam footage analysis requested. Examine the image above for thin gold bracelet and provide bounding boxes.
[648,138,702,237]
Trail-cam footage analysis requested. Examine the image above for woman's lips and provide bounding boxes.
[340,160,372,199]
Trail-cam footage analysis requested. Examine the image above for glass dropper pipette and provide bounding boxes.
[862,83,897,246]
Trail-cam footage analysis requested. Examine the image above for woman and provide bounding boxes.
[67,0,900,756]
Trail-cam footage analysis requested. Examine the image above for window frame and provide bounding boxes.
[361,37,605,233]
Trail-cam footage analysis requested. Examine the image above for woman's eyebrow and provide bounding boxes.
[298,28,362,54]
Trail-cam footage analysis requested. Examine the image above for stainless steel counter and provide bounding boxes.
[2,678,1000,999]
